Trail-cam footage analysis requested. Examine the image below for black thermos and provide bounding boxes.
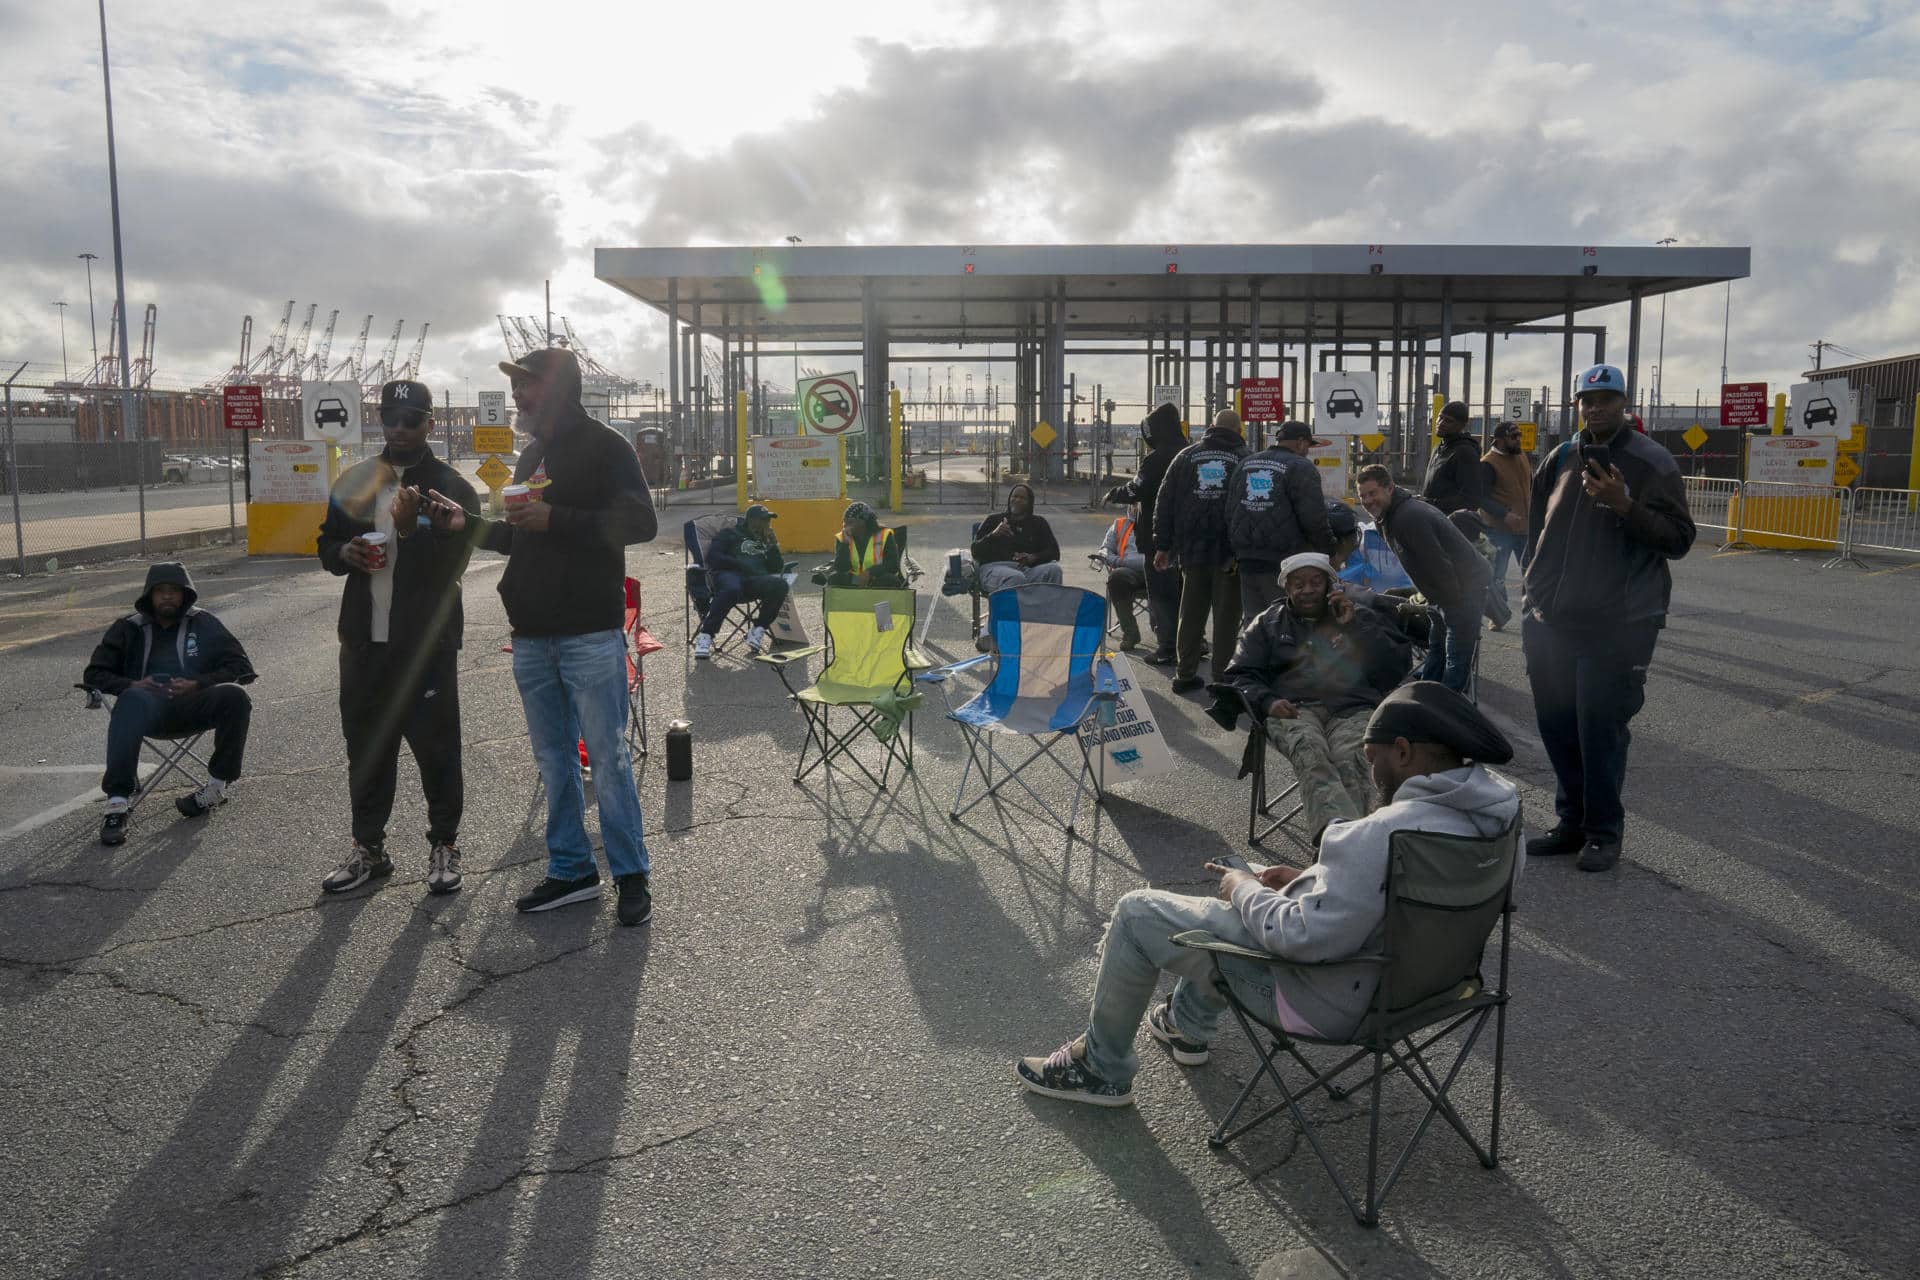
[665,718,693,781]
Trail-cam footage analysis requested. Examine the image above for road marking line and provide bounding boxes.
[1864,560,1920,577]
[0,766,153,842]
[0,765,105,775]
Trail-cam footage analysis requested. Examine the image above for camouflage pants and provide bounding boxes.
[1264,705,1374,842]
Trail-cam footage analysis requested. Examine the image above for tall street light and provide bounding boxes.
[95,0,143,549]
[53,301,69,382]
[1654,237,1677,425]
[78,253,100,369]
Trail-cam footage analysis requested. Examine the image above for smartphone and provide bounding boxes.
[1214,853,1252,873]
[1578,442,1612,475]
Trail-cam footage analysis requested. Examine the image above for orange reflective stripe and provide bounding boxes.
[1114,518,1134,560]
[845,526,892,573]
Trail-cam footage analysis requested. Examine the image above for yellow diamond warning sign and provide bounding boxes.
[1833,454,1861,487]
[1682,424,1709,452]
[476,456,511,488]
[1030,420,1058,450]
[1360,433,1386,452]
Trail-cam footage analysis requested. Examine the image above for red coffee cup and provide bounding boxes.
[502,484,532,509]
[361,530,389,570]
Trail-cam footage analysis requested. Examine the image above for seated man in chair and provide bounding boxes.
[1219,552,1414,845]
[1097,503,1148,650]
[1016,681,1518,1107]
[83,561,257,846]
[695,503,788,659]
[824,500,906,589]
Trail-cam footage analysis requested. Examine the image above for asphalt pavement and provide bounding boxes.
[1,499,1915,1279]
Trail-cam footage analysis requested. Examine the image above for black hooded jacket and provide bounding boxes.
[1154,423,1249,565]
[82,562,257,696]
[1226,446,1334,565]
[1374,487,1490,614]
[1522,428,1695,628]
[972,488,1060,566]
[476,358,658,636]
[316,447,481,650]
[1422,433,1487,516]
[1106,403,1185,549]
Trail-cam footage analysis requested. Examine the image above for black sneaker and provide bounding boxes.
[322,842,393,894]
[1142,650,1176,666]
[175,781,227,818]
[1577,840,1622,873]
[615,872,652,927]
[426,841,463,895]
[1015,1039,1133,1108]
[1147,1000,1210,1066]
[1170,674,1205,693]
[1526,825,1585,857]
[100,808,130,846]
[515,872,602,913]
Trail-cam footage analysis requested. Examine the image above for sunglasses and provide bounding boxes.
[381,407,429,429]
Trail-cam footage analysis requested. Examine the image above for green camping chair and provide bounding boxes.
[757,585,931,790]
[1172,817,1521,1226]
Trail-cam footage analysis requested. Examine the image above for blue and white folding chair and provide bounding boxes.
[916,583,1120,836]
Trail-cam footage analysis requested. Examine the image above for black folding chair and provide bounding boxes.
[939,521,985,636]
[1172,818,1521,1226]
[75,684,211,811]
[1202,684,1305,847]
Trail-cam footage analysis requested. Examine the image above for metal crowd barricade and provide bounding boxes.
[1684,476,1739,536]
[1842,488,1920,560]
[1734,480,1850,557]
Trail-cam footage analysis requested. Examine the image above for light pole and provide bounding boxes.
[1720,281,1732,390]
[1653,237,1676,425]
[53,302,69,382]
[95,0,143,549]
[78,253,100,369]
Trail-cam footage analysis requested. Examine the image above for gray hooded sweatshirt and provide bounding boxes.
[1229,763,1520,1038]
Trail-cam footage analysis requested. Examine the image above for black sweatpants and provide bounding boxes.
[339,643,463,849]
[1521,618,1661,843]
[102,684,251,799]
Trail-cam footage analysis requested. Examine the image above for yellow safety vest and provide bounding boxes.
[841,526,893,574]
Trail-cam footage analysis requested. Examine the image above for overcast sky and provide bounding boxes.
[2,0,1916,415]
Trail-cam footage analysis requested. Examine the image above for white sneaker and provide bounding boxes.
[745,625,768,654]
[693,633,713,659]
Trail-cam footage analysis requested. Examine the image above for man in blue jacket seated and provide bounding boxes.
[696,503,788,659]
[1016,681,1518,1108]
[83,561,257,846]
[1220,552,1415,845]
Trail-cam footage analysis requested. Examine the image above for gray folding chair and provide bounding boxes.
[76,684,211,812]
[1173,818,1521,1226]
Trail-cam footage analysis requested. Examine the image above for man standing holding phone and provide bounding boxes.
[1521,364,1694,873]
[316,379,481,896]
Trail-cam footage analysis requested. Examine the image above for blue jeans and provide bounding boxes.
[1082,890,1278,1087]
[1418,602,1478,694]
[511,630,650,881]
[1486,530,1525,601]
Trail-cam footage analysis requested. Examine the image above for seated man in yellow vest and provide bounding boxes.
[1098,503,1148,650]
[825,501,906,589]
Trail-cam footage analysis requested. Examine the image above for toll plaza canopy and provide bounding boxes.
[595,242,1750,458]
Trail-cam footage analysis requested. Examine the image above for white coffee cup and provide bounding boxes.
[361,530,389,570]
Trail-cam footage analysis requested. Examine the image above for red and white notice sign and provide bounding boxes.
[223,384,265,431]
[1239,377,1286,423]
[1720,382,1769,428]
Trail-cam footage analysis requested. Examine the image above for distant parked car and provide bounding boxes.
[162,455,193,484]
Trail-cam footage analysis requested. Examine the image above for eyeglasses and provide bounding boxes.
[381,407,429,430]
